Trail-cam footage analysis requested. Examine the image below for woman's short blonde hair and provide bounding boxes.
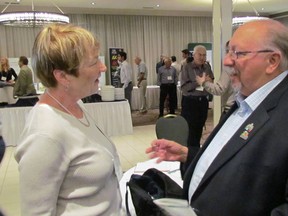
[32,23,100,87]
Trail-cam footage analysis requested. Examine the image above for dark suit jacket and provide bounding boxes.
[183,74,288,216]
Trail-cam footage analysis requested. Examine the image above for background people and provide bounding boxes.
[196,41,238,121]
[181,45,214,148]
[118,51,133,109]
[180,49,189,70]
[156,54,165,74]
[12,56,38,106]
[13,56,36,97]
[15,24,124,215]
[157,57,178,118]
[0,57,17,84]
[171,55,181,81]
[134,56,148,114]
[147,19,288,216]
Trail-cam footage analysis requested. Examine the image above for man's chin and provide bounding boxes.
[232,83,242,93]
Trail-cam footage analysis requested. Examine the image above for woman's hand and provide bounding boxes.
[146,139,188,163]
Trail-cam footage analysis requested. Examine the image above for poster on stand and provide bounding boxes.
[109,48,124,87]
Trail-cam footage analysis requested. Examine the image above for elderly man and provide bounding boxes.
[134,56,148,114]
[147,19,288,216]
[196,41,238,121]
[181,45,214,148]
[157,57,178,118]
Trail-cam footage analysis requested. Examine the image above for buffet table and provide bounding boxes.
[131,85,182,111]
[0,100,133,146]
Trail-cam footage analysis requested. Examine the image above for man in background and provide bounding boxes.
[196,41,238,121]
[181,45,214,148]
[171,56,181,81]
[14,56,36,97]
[12,56,38,107]
[156,54,164,74]
[180,49,190,71]
[118,51,133,109]
[157,57,178,118]
[135,56,148,114]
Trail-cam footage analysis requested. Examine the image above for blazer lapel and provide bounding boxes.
[192,105,269,199]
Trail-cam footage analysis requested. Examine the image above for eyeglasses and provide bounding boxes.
[226,49,274,60]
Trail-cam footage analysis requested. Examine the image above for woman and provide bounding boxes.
[15,24,124,215]
[0,57,17,83]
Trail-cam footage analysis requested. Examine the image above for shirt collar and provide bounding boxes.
[236,70,288,116]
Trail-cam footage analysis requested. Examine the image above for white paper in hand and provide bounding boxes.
[153,198,197,216]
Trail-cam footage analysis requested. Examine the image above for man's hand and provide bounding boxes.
[196,72,206,86]
[146,139,188,163]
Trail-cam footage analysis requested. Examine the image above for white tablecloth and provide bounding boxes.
[0,100,133,146]
[120,159,182,215]
[131,85,182,111]
[0,86,17,104]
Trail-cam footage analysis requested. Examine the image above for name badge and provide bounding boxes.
[196,86,204,91]
[167,76,172,80]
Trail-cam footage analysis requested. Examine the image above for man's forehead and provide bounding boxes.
[195,49,206,54]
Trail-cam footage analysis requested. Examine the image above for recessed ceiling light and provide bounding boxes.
[91,2,96,5]
[156,4,160,8]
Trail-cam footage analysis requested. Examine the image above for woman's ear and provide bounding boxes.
[53,69,67,85]
[266,52,281,74]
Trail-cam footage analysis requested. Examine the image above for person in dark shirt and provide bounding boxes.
[156,54,165,74]
[0,57,17,84]
[181,45,214,148]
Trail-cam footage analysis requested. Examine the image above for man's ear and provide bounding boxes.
[266,52,281,74]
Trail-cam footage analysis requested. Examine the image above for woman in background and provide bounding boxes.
[15,24,124,215]
[0,57,17,84]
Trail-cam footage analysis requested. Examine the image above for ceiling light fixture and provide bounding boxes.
[0,0,69,27]
[232,0,268,28]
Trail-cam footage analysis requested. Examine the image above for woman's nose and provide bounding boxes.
[99,62,107,73]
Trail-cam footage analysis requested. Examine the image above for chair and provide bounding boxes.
[155,114,189,146]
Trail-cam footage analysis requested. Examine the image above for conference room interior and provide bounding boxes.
[1,2,288,215]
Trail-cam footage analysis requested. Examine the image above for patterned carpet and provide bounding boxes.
[131,109,161,127]
[131,109,214,145]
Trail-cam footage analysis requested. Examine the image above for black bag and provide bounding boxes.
[125,168,183,216]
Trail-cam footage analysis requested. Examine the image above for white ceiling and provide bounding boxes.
[1,0,287,17]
